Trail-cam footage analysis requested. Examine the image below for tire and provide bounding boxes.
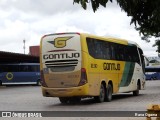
[36,79,41,86]
[105,84,112,102]
[154,77,157,80]
[94,83,105,103]
[133,82,140,96]
[0,81,2,86]
[59,97,70,104]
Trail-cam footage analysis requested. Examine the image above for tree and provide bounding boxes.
[73,0,160,53]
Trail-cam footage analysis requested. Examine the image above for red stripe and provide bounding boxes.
[48,49,76,52]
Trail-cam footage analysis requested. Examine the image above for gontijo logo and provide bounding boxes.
[6,72,13,80]
[48,36,73,48]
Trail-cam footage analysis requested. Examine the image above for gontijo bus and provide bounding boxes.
[40,32,145,103]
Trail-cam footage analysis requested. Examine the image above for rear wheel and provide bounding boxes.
[0,81,2,86]
[94,83,105,103]
[133,82,140,96]
[105,84,112,102]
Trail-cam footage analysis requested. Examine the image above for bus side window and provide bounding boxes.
[100,41,111,60]
[86,38,96,58]
[127,46,134,62]
[105,42,111,60]
[139,48,144,64]
[138,48,145,72]
[94,40,102,59]
[117,45,125,61]
[134,47,141,64]
[110,43,116,60]
[30,65,39,72]
[125,46,131,61]
[21,65,28,72]
[114,44,120,60]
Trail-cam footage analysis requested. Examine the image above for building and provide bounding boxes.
[0,51,39,63]
[29,46,40,57]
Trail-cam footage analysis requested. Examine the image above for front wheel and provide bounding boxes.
[94,84,105,103]
[133,82,140,96]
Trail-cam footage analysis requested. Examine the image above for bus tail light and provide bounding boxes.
[40,70,48,87]
[78,68,88,86]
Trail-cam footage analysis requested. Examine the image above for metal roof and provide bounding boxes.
[0,51,39,63]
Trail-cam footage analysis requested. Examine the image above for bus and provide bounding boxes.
[0,63,40,86]
[145,66,160,80]
[40,32,146,103]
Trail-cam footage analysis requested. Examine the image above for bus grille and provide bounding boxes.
[45,59,78,72]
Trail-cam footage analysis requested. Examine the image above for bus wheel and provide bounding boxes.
[105,84,112,102]
[37,79,41,86]
[59,97,69,104]
[154,77,157,80]
[133,82,140,96]
[0,81,2,86]
[94,83,105,103]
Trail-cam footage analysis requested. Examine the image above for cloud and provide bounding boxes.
[0,0,82,15]
[0,0,157,57]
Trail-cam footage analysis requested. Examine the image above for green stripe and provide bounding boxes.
[120,62,135,87]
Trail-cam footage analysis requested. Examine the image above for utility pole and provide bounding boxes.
[23,39,25,54]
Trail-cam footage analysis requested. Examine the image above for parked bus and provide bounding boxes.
[40,32,146,103]
[145,66,160,80]
[0,63,40,86]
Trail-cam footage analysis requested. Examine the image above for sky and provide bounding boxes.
[0,0,158,57]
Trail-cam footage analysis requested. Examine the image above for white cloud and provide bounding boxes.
[0,0,158,57]
[0,0,82,15]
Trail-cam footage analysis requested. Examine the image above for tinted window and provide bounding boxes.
[86,37,141,64]
[0,64,40,72]
[86,38,113,59]
[0,65,19,72]
[86,38,96,58]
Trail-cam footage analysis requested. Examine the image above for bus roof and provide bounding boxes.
[41,32,141,48]
[81,33,141,48]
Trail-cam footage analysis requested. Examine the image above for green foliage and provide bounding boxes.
[74,0,160,53]
[153,39,160,52]
[73,0,112,12]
